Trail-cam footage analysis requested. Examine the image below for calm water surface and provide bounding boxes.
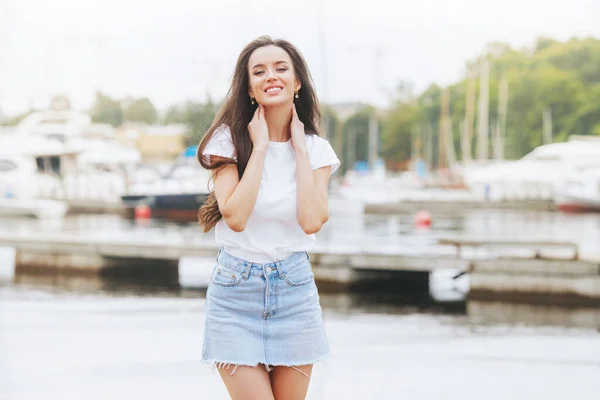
[1,210,600,399]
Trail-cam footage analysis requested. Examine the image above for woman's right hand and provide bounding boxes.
[248,105,269,151]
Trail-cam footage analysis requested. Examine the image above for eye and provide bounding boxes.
[253,70,265,76]
[277,68,287,72]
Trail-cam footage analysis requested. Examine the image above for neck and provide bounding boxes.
[263,103,292,142]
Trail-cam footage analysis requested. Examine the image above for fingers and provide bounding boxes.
[255,104,263,120]
[292,103,301,123]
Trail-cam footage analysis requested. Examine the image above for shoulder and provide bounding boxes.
[202,123,237,160]
[205,123,234,147]
[305,132,340,173]
[306,133,331,151]
[213,124,232,139]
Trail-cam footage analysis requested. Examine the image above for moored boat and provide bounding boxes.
[121,150,211,222]
[555,165,600,212]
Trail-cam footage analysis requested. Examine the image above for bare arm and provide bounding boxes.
[296,148,331,234]
[211,147,267,232]
[211,107,269,232]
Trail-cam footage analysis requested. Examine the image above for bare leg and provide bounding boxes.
[270,364,313,400]
[217,364,275,400]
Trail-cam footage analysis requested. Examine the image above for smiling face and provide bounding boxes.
[247,45,301,107]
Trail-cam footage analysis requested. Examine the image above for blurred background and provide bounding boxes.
[1,0,600,399]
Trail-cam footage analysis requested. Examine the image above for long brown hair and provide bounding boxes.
[197,35,322,232]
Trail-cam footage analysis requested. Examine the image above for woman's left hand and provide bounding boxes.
[290,104,308,153]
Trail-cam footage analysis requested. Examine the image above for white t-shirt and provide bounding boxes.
[203,124,341,263]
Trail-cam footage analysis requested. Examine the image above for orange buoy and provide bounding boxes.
[414,210,432,227]
[135,204,152,219]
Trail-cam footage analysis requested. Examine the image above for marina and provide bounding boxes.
[1,245,600,400]
[1,230,599,303]
[1,12,600,397]
[1,207,600,305]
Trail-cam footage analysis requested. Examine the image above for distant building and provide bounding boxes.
[84,123,116,139]
[117,123,190,163]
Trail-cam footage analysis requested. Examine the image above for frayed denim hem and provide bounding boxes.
[203,352,331,377]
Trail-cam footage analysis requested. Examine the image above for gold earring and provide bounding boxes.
[250,97,255,105]
[294,91,299,99]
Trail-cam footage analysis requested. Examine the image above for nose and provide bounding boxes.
[266,68,277,82]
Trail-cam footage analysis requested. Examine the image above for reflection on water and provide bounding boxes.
[2,212,600,400]
[5,272,600,332]
[1,210,600,332]
[2,270,600,399]
[3,209,600,255]
[468,301,600,332]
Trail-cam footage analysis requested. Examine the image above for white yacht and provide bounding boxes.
[555,165,600,212]
[0,136,70,218]
[463,137,600,202]
[4,101,141,206]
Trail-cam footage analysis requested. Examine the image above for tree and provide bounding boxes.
[122,97,157,124]
[164,98,218,145]
[90,92,123,127]
[321,105,342,168]
[1,109,33,126]
[392,36,600,162]
[381,100,417,167]
[341,106,381,171]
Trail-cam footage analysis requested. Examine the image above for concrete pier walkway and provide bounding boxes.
[0,233,598,303]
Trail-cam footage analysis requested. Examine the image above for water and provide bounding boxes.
[2,209,600,259]
[1,210,600,399]
[1,284,599,400]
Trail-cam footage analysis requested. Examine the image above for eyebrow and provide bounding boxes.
[251,61,289,69]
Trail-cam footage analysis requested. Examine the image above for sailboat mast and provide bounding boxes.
[496,75,508,160]
[477,57,490,161]
[368,109,378,172]
[463,69,476,163]
[438,88,450,170]
[543,108,553,145]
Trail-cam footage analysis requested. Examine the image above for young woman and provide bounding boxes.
[197,36,340,400]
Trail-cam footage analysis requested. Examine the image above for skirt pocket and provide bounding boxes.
[283,262,314,287]
[211,264,244,287]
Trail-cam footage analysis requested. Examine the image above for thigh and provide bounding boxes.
[270,364,313,400]
[218,364,275,400]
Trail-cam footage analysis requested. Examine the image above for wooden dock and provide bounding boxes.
[365,199,556,214]
[61,197,557,217]
[0,233,465,286]
[0,233,598,303]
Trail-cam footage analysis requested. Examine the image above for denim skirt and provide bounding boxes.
[201,248,331,369]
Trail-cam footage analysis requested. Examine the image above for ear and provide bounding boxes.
[295,80,302,91]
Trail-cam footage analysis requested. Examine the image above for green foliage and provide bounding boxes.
[379,36,600,163]
[2,110,32,126]
[381,100,417,164]
[122,97,157,124]
[90,92,123,127]
[164,99,218,145]
[341,109,366,169]
[321,105,341,167]
[340,106,383,172]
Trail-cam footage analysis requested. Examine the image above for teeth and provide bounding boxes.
[266,87,282,93]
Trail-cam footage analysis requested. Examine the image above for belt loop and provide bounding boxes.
[216,247,222,261]
[275,261,285,278]
[305,252,310,261]
[242,263,252,280]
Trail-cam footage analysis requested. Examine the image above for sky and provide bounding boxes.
[0,0,599,115]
